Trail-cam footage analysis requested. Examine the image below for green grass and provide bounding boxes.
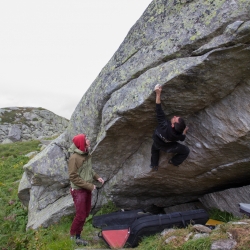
[0,141,40,249]
[0,140,118,249]
[0,140,40,158]
[41,135,60,141]
[208,207,238,223]
[0,155,30,248]
[0,110,17,123]
[136,229,212,250]
[181,237,212,250]
[93,200,118,216]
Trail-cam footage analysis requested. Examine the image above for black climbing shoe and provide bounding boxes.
[150,165,159,171]
[168,159,179,167]
[153,166,159,171]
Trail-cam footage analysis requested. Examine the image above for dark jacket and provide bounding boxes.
[153,103,185,145]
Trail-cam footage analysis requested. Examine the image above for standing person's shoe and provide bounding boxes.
[75,237,88,246]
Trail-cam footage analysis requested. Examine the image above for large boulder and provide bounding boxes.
[18,0,250,229]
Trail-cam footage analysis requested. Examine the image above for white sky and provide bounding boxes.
[0,0,152,119]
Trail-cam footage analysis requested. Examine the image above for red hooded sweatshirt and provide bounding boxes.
[72,134,86,152]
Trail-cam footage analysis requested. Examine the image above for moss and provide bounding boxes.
[190,35,197,41]
[0,110,21,124]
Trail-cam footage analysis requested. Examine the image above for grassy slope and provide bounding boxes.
[0,141,250,250]
[0,141,114,250]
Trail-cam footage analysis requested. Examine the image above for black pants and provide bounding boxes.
[151,141,190,167]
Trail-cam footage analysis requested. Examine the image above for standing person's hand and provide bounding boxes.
[97,177,105,185]
[92,185,96,191]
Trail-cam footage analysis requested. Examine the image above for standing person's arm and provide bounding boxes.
[92,171,104,185]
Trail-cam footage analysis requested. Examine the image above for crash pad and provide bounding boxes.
[205,219,224,226]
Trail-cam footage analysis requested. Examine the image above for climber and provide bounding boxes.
[150,84,190,170]
[68,134,104,246]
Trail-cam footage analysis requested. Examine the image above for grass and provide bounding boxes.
[0,110,18,124]
[0,141,38,249]
[0,140,117,249]
[0,140,41,158]
[40,135,60,141]
[1,140,250,249]
[0,154,30,249]
[208,207,237,223]
[138,232,212,250]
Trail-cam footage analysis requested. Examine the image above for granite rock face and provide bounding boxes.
[199,185,250,218]
[18,0,250,229]
[0,107,69,143]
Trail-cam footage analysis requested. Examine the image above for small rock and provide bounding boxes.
[165,236,177,244]
[192,224,212,233]
[193,233,209,240]
[231,221,248,225]
[211,239,237,250]
[2,138,13,144]
[161,228,176,236]
[227,232,233,240]
[185,232,193,241]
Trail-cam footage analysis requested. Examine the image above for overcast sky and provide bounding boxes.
[0,0,152,119]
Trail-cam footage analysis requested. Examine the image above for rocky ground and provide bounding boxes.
[0,107,69,143]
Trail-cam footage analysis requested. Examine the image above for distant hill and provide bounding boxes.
[0,107,69,143]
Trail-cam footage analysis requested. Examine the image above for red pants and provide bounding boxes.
[70,188,92,236]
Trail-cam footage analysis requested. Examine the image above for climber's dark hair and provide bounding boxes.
[174,117,186,134]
